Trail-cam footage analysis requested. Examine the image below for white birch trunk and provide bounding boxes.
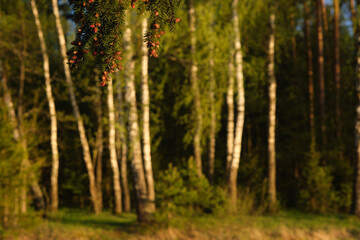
[229,0,246,211]
[51,0,99,214]
[268,13,277,211]
[226,48,235,177]
[31,0,59,212]
[107,80,122,215]
[116,73,131,212]
[141,17,155,212]
[189,0,203,177]
[124,17,150,222]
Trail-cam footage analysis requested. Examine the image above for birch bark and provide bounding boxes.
[141,17,156,212]
[226,48,235,176]
[229,0,246,211]
[268,13,277,211]
[108,80,122,214]
[189,0,203,177]
[124,16,150,222]
[51,0,99,213]
[31,0,58,211]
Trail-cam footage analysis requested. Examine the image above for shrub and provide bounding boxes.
[155,162,227,222]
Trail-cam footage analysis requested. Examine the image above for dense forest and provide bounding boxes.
[2,0,360,238]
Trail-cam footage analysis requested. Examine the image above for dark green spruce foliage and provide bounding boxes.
[155,162,226,222]
[68,0,182,86]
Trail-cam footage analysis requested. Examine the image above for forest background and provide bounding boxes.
[1,0,360,239]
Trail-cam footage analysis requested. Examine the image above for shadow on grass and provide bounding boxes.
[48,209,144,234]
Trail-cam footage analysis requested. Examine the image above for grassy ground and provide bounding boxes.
[2,209,360,240]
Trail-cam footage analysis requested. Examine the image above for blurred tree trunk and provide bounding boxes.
[52,0,100,214]
[229,0,246,211]
[31,0,58,211]
[124,16,150,222]
[107,80,122,215]
[290,12,297,66]
[334,0,341,142]
[354,0,360,217]
[208,43,216,185]
[304,0,316,150]
[189,0,203,177]
[116,74,131,212]
[268,13,277,212]
[141,17,155,212]
[1,64,45,211]
[321,0,328,31]
[18,15,28,214]
[317,0,327,152]
[93,87,103,212]
[226,48,235,176]
[350,0,356,36]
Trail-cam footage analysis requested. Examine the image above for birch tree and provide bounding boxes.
[268,12,277,211]
[141,17,156,212]
[93,87,103,212]
[226,48,235,176]
[188,0,203,177]
[30,0,58,211]
[228,0,246,211]
[116,75,131,212]
[51,0,100,214]
[124,14,151,222]
[107,80,122,215]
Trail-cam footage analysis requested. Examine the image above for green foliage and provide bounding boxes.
[298,151,334,213]
[155,162,226,223]
[0,106,24,229]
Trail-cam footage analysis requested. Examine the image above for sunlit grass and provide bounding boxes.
[3,209,360,239]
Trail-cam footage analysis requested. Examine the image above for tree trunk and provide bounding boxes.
[124,17,150,222]
[350,0,356,36]
[31,0,59,211]
[354,0,360,217]
[321,0,328,31]
[1,63,45,210]
[107,80,122,215]
[116,74,131,212]
[189,0,203,177]
[229,0,246,211]
[226,48,235,176]
[304,0,316,150]
[268,13,277,212]
[317,0,327,151]
[51,0,99,214]
[290,12,297,66]
[334,0,341,141]
[208,44,216,185]
[141,17,156,212]
[93,87,103,212]
[18,17,28,214]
